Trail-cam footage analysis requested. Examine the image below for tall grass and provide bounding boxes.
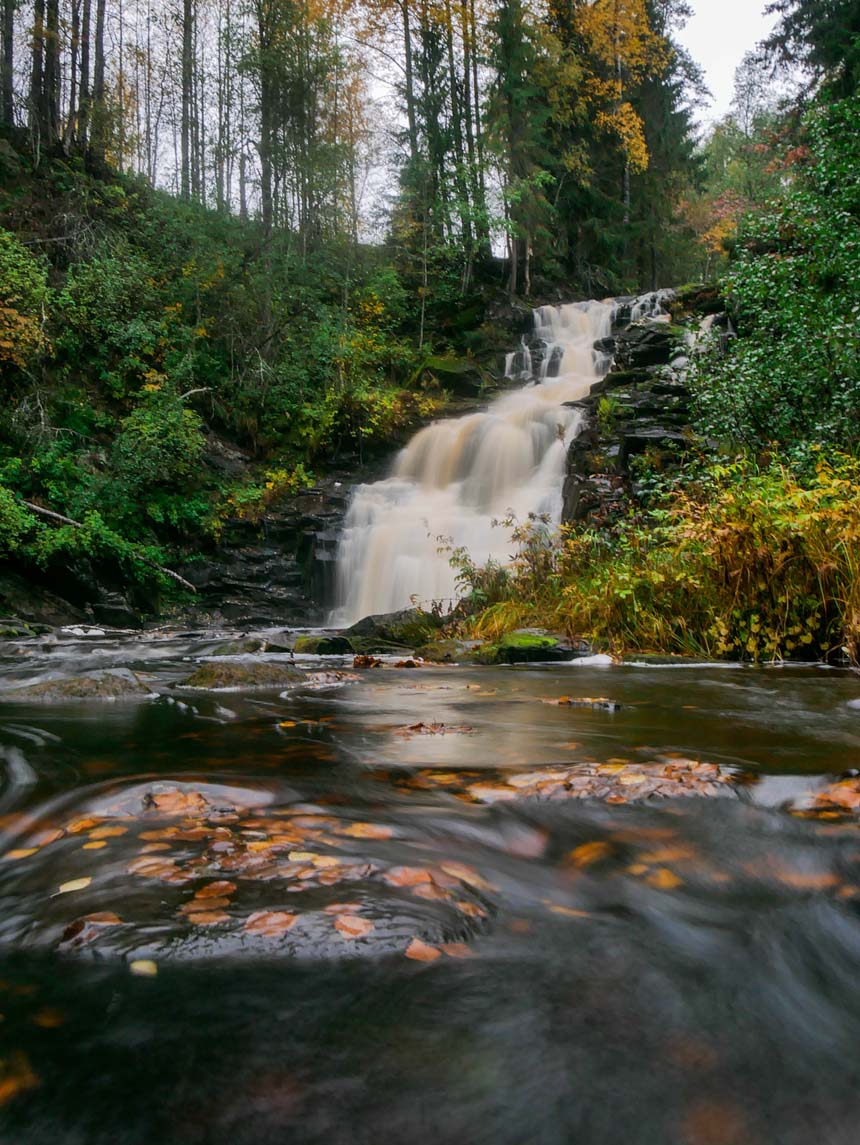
[456,454,860,663]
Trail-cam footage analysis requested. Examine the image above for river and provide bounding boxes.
[2,628,860,1143]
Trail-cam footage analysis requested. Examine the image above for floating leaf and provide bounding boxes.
[334,915,374,939]
[569,841,613,868]
[129,960,158,977]
[337,822,394,840]
[244,910,297,937]
[439,943,475,958]
[384,866,433,887]
[57,878,92,895]
[405,938,442,962]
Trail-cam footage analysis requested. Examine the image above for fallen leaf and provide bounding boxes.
[89,826,129,840]
[129,960,158,977]
[0,1052,39,1106]
[57,878,92,895]
[405,938,441,962]
[334,915,374,939]
[195,880,237,899]
[82,841,107,850]
[2,848,38,861]
[384,865,433,887]
[647,868,683,891]
[186,911,230,926]
[569,841,613,868]
[244,910,298,937]
[337,822,394,840]
[439,943,475,958]
[33,1008,64,1029]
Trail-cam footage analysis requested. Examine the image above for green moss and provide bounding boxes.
[293,635,353,655]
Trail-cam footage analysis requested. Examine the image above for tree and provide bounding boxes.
[766,0,860,96]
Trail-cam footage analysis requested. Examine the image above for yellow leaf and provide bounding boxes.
[58,878,92,895]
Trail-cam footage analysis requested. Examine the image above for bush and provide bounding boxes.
[112,394,206,492]
[692,98,860,449]
[0,229,50,371]
[460,455,860,663]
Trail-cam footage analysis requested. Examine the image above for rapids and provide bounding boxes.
[332,292,672,624]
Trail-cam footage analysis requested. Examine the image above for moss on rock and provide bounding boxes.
[180,662,306,689]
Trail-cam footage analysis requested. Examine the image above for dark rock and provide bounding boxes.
[342,608,446,653]
[414,639,483,663]
[2,669,154,702]
[476,630,584,664]
[614,320,682,370]
[209,638,269,656]
[293,635,354,655]
[179,662,307,689]
[91,591,143,630]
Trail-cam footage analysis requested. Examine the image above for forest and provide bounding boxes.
[0,0,859,656]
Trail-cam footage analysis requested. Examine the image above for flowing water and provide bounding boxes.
[332,293,671,624]
[2,628,860,1144]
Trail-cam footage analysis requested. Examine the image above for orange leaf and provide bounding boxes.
[405,938,441,962]
[334,915,374,939]
[244,910,297,936]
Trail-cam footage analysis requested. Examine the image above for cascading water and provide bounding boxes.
[331,291,672,625]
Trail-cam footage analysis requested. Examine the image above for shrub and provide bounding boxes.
[0,229,50,370]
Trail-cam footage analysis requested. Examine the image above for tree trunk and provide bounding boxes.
[65,0,81,146]
[30,0,46,142]
[400,0,418,165]
[78,0,92,147]
[181,0,193,197]
[45,0,60,144]
[1,0,14,126]
[90,0,107,159]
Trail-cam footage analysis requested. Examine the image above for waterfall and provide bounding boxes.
[331,293,670,625]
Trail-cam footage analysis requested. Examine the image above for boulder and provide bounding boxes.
[343,608,446,653]
[476,630,586,664]
[292,635,354,655]
[413,639,483,663]
[180,662,307,689]
[2,669,154,702]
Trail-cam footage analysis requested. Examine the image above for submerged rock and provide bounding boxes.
[180,661,307,689]
[417,759,742,805]
[1,669,155,702]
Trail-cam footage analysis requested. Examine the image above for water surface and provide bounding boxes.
[1,630,860,1144]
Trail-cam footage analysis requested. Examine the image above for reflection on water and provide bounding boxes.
[2,630,860,1143]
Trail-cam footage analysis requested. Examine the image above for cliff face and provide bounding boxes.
[562,287,727,527]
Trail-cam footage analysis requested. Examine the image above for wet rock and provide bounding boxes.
[615,320,682,370]
[209,637,270,656]
[91,591,144,630]
[180,661,307,689]
[476,630,584,664]
[414,639,483,663]
[1,669,155,702]
[293,635,354,655]
[343,608,446,653]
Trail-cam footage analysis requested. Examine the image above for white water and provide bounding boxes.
[331,293,671,624]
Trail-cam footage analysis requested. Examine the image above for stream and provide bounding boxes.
[2,629,860,1143]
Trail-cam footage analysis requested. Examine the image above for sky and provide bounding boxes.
[677,0,780,126]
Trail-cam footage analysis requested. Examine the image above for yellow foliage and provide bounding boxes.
[0,305,49,369]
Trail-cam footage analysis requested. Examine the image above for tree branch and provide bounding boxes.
[21,501,198,593]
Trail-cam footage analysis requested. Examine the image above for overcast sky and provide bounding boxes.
[677,0,779,125]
